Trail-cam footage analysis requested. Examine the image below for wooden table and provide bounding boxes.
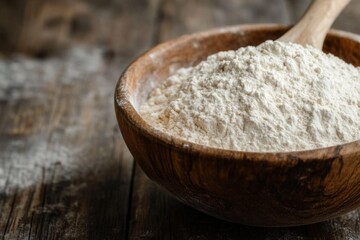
[0,0,359,239]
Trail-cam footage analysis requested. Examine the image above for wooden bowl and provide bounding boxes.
[114,24,360,227]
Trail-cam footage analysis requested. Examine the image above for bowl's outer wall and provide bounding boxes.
[115,25,360,226]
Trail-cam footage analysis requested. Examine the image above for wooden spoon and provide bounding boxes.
[115,24,360,226]
[279,0,351,49]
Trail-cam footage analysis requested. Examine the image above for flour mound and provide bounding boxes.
[140,40,360,152]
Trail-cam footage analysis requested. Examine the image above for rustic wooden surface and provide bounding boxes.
[117,23,360,228]
[0,0,359,239]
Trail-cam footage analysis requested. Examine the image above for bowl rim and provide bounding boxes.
[115,23,360,161]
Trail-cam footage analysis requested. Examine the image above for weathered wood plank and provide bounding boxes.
[285,3,360,237]
[306,212,360,240]
[128,165,360,240]
[1,0,359,239]
[128,166,311,240]
[128,0,360,239]
[0,0,160,239]
[0,48,132,239]
[127,171,360,239]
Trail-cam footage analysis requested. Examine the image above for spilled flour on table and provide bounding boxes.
[0,47,104,101]
[141,40,360,152]
[0,47,106,192]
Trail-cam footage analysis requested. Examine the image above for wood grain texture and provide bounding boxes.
[0,0,160,239]
[0,52,133,239]
[129,167,360,240]
[116,24,360,231]
[279,0,351,49]
[1,0,360,239]
[125,0,360,239]
[128,165,314,240]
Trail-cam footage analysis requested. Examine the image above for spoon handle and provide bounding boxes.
[278,0,351,49]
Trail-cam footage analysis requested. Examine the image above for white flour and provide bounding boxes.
[140,40,360,152]
[0,47,106,191]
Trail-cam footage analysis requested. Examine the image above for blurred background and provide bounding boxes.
[1,1,360,239]
[1,0,360,57]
